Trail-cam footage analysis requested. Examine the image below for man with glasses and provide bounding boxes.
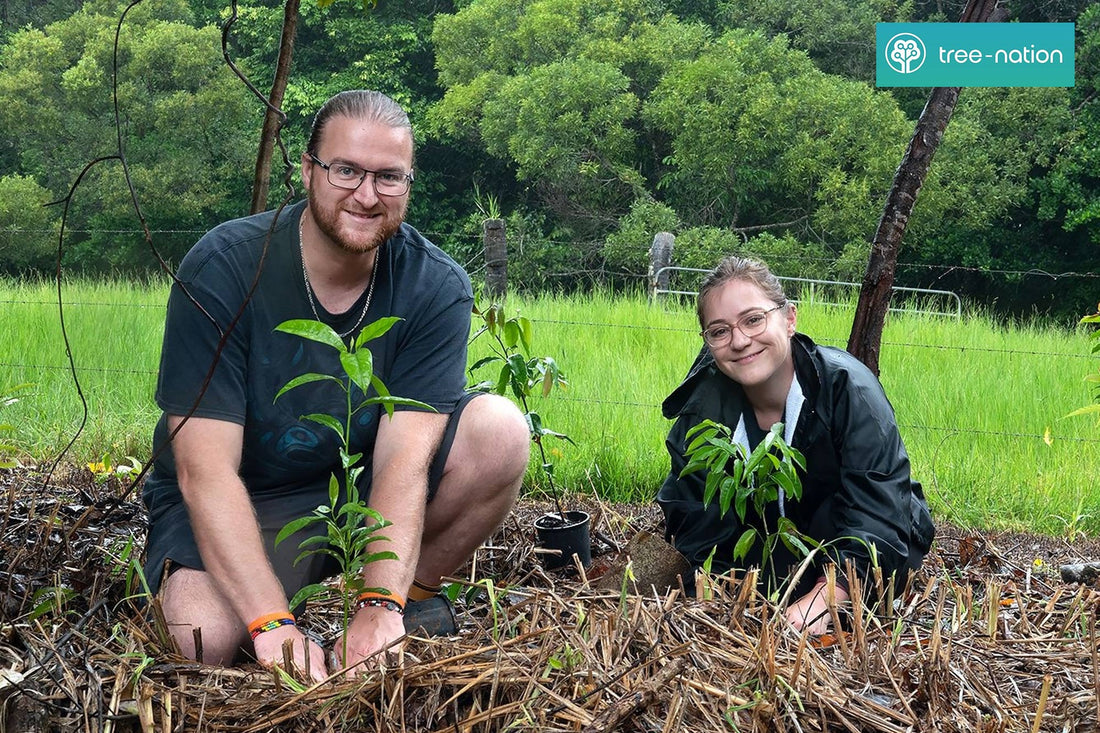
[143,90,530,679]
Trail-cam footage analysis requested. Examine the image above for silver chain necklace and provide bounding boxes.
[299,215,379,339]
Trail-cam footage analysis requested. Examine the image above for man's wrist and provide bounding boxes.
[248,611,296,641]
[355,591,406,615]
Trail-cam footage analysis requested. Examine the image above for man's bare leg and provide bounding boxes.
[160,568,246,665]
[416,394,529,584]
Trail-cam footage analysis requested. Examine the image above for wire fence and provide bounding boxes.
[3,301,1098,447]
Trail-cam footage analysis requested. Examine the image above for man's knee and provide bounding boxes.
[451,394,530,478]
[160,567,245,665]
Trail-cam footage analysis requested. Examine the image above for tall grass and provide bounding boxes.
[3,277,1098,535]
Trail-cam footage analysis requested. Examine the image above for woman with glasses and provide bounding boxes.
[657,256,934,634]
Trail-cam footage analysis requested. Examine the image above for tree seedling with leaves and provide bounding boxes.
[468,300,571,520]
[680,420,815,588]
[272,317,435,662]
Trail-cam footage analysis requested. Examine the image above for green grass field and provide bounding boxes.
[2,277,1098,535]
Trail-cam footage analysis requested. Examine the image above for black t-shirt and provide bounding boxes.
[143,200,472,509]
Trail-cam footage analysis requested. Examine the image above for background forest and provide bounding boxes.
[0,0,1097,320]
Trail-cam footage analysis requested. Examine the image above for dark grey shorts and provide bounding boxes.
[143,393,479,602]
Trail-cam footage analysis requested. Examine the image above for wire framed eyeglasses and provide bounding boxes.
[701,303,785,347]
[308,153,413,196]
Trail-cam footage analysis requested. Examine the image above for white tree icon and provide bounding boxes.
[887,34,926,74]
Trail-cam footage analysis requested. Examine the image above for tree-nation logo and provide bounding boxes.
[885,32,926,74]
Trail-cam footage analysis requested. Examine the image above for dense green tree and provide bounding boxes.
[0,175,59,273]
[644,30,911,247]
[0,0,256,270]
[716,0,913,81]
[434,2,915,262]
[431,0,710,242]
[1,0,83,39]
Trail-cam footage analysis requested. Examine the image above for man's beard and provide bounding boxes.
[307,188,406,255]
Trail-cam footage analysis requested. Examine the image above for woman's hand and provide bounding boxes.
[785,579,849,635]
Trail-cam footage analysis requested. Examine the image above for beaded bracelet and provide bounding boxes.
[356,591,406,615]
[247,612,296,641]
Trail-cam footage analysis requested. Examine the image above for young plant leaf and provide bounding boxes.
[275,319,345,351]
[733,528,758,562]
[288,583,332,611]
[274,373,341,402]
[353,316,402,350]
[340,349,374,396]
[275,515,325,547]
[302,413,343,439]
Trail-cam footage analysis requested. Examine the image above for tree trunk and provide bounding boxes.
[846,0,1005,374]
[249,0,300,215]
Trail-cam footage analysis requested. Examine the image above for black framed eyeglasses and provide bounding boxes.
[308,153,413,196]
[701,303,785,347]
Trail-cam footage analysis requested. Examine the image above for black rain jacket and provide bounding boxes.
[657,333,934,592]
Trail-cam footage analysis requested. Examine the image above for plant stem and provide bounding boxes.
[532,431,566,520]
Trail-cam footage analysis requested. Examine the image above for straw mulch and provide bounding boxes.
[3,466,1100,732]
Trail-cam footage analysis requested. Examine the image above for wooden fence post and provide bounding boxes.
[648,232,675,300]
[483,218,507,298]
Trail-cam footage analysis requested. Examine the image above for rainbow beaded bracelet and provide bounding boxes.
[247,612,296,641]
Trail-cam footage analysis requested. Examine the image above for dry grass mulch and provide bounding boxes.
[3,466,1100,732]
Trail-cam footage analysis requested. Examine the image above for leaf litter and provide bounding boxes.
[3,467,1100,732]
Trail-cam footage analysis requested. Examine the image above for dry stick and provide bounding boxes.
[1030,673,1053,733]
[1092,609,1100,727]
[191,628,203,666]
[580,656,688,733]
[824,567,852,664]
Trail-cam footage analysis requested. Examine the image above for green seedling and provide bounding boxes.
[469,300,570,516]
[680,420,814,587]
[272,317,435,661]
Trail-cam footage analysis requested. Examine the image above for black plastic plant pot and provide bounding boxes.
[534,510,592,570]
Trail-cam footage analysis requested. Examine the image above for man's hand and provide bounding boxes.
[785,580,849,635]
[252,625,328,683]
[335,605,406,674]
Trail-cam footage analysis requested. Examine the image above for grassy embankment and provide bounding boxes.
[2,276,1097,535]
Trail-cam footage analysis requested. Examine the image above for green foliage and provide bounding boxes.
[272,316,434,651]
[468,299,571,504]
[0,0,255,271]
[468,301,569,437]
[604,199,681,275]
[0,382,31,468]
[27,582,77,622]
[670,228,831,280]
[0,176,59,274]
[644,29,908,242]
[680,420,812,573]
[1065,307,1100,422]
[717,0,915,80]
[434,2,915,256]
[431,0,704,239]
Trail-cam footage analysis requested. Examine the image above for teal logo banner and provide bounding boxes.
[876,23,1074,87]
